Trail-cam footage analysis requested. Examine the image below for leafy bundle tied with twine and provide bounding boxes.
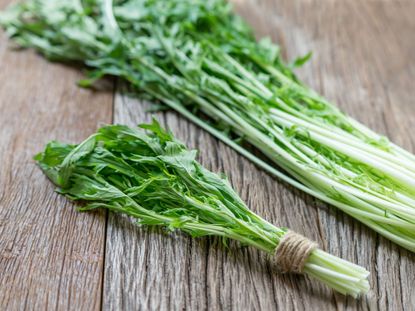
[35,120,370,296]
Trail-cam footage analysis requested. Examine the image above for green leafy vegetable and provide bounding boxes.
[292,52,313,68]
[34,120,370,296]
[2,0,415,252]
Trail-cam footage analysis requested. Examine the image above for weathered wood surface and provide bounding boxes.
[0,0,113,309]
[1,0,415,310]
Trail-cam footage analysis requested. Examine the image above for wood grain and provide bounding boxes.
[104,0,415,310]
[0,0,414,310]
[0,0,113,309]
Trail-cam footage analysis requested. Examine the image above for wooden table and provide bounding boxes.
[1,0,414,310]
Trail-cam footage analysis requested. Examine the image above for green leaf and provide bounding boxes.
[291,51,312,68]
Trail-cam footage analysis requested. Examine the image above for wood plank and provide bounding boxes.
[0,0,113,309]
[104,0,415,310]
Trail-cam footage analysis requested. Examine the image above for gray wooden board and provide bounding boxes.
[0,0,114,306]
[0,0,414,310]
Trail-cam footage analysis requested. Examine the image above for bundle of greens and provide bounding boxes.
[1,0,415,251]
[34,120,370,296]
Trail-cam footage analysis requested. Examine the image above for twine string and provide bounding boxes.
[274,231,318,273]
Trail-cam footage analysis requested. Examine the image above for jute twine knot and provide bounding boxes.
[273,231,318,274]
